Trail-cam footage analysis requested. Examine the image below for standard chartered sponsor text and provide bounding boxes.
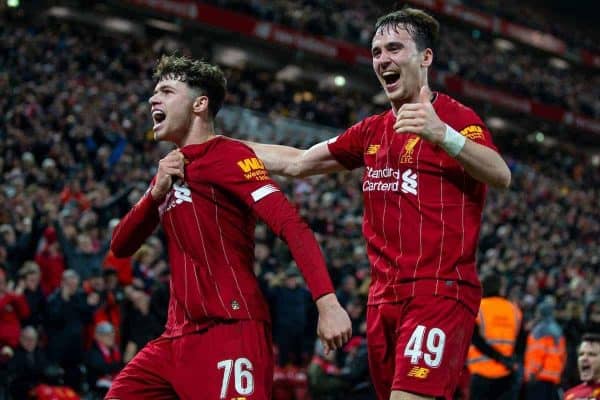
[363,167,417,195]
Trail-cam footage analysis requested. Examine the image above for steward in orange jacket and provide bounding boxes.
[468,273,525,400]
[524,299,567,400]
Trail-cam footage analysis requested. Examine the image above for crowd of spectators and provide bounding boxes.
[206,0,600,54]
[1,7,599,400]
[207,0,600,120]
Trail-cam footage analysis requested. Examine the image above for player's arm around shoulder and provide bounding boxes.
[241,139,344,178]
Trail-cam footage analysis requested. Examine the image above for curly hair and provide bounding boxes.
[374,7,440,52]
[153,55,227,118]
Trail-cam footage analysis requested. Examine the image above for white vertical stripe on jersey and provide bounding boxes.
[250,184,280,202]
[434,159,446,295]
[169,278,180,327]
[190,188,232,318]
[168,214,193,320]
[211,187,252,319]
[411,139,425,297]
[373,121,393,302]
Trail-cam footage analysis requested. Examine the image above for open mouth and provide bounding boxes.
[579,364,591,376]
[382,71,401,86]
[152,110,166,125]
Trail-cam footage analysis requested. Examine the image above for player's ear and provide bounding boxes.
[192,95,209,114]
[421,48,433,67]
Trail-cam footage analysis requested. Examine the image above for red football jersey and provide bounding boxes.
[565,382,600,400]
[328,92,497,314]
[112,136,333,337]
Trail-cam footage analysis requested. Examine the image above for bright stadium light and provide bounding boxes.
[535,131,545,142]
[146,18,182,33]
[487,117,507,130]
[549,57,569,70]
[334,75,346,87]
[494,38,515,51]
[7,0,20,7]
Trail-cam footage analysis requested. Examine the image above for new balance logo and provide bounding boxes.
[366,144,380,155]
[173,184,192,204]
[400,169,417,195]
[407,366,429,379]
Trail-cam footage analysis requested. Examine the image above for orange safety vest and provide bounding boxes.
[524,333,566,384]
[467,297,522,378]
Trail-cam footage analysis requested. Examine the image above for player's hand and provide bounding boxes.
[393,86,446,144]
[316,293,352,354]
[151,150,185,201]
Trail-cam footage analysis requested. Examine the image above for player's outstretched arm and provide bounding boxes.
[243,140,345,178]
[394,86,511,189]
[315,293,353,354]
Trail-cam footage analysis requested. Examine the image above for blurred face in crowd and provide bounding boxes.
[77,234,94,254]
[130,290,150,314]
[285,274,299,289]
[371,24,432,109]
[20,327,38,352]
[149,79,198,144]
[89,275,105,292]
[24,271,40,291]
[62,271,79,294]
[578,340,600,383]
[0,225,15,245]
[96,328,116,347]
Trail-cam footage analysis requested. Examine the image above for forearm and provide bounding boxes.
[242,141,304,177]
[243,140,344,178]
[111,192,160,257]
[454,139,511,189]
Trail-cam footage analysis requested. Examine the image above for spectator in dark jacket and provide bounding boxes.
[45,269,96,391]
[121,288,163,363]
[85,321,123,396]
[53,218,110,280]
[269,266,314,366]
[7,326,50,400]
[19,262,46,330]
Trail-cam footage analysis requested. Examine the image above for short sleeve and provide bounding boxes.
[327,118,370,170]
[451,109,498,152]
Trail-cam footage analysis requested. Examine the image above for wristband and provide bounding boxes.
[440,124,466,157]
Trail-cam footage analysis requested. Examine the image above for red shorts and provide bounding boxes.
[106,320,273,400]
[367,296,476,400]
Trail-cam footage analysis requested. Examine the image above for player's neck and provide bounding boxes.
[179,118,217,147]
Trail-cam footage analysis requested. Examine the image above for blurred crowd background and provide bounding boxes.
[0,0,598,399]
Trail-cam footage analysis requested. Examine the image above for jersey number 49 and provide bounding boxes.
[403,325,446,368]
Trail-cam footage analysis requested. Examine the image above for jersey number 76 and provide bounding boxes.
[217,358,254,399]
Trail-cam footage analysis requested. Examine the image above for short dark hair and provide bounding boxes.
[153,55,227,118]
[374,7,440,52]
[582,333,600,344]
[481,272,502,297]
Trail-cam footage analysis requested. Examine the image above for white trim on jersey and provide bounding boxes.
[251,184,280,202]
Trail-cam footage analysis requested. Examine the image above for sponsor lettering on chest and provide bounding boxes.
[165,183,192,212]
